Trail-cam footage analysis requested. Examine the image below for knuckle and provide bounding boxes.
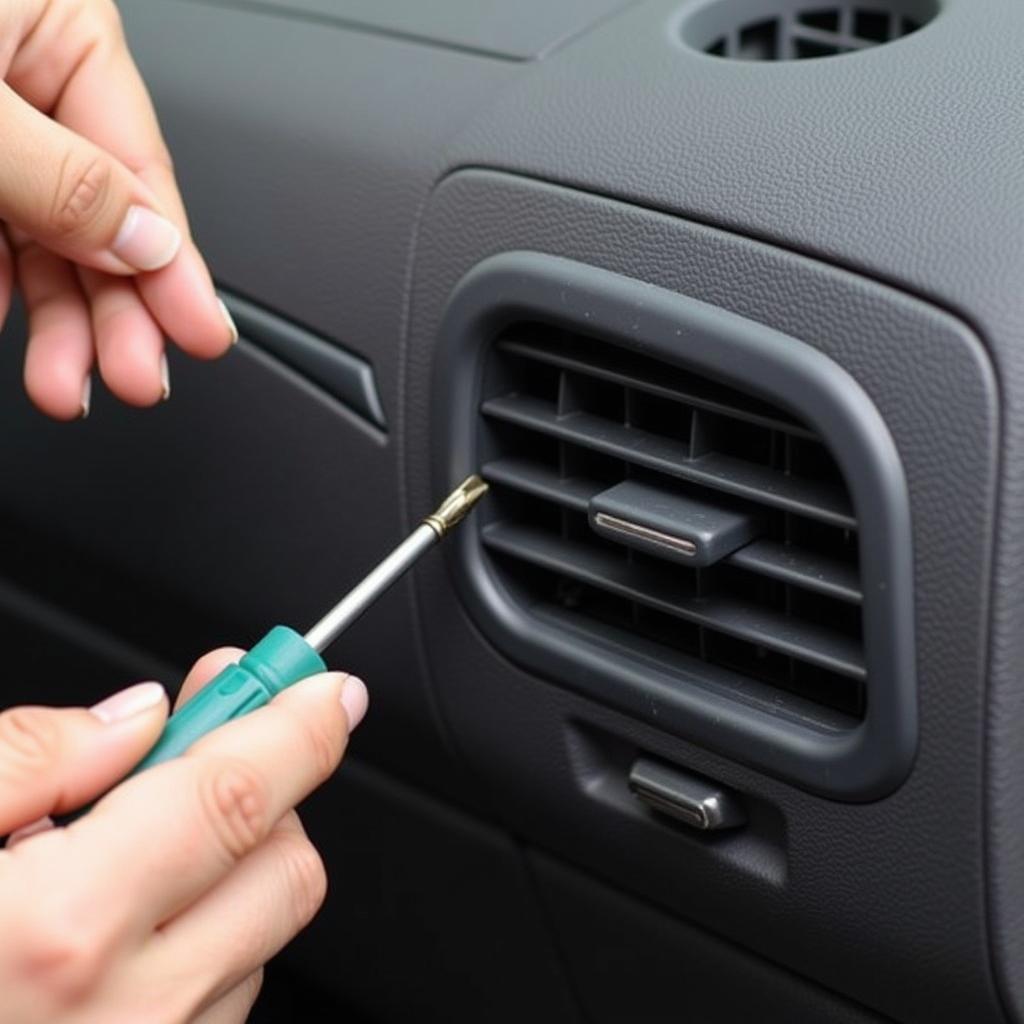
[277,835,327,925]
[0,707,59,771]
[17,913,106,1008]
[51,152,113,238]
[197,759,270,863]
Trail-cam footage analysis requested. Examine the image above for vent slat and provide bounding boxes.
[481,458,862,605]
[482,457,594,511]
[482,395,856,529]
[498,336,815,439]
[729,539,862,604]
[483,521,866,681]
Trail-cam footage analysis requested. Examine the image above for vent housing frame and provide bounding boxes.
[434,252,915,800]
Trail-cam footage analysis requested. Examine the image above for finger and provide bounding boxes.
[77,268,166,406]
[136,238,238,362]
[66,671,354,935]
[146,813,322,1017]
[0,84,179,275]
[0,683,168,835]
[66,42,238,360]
[177,648,247,710]
[0,228,13,329]
[7,2,236,358]
[15,236,94,420]
[190,970,264,1024]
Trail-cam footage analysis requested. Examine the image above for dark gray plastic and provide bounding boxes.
[532,853,887,1024]
[186,0,632,59]
[220,291,387,432]
[481,456,861,601]
[481,394,854,526]
[436,250,915,800]
[481,521,865,683]
[409,170,996,1022]
[589,479,761,567]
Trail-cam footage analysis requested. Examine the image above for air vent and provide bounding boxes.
[436,253,915,799]
[680,0,938,61]
[480,328,865,720]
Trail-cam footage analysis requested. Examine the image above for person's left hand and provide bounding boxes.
[0,0,237,420]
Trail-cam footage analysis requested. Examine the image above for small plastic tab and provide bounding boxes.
[628,757,746,831]
[589,480,760,568]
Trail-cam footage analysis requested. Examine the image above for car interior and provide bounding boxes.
[1,0,1022,1020]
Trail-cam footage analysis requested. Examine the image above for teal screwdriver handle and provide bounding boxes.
[132,625,326,775]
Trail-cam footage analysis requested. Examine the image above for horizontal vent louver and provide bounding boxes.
[479,326,865,721]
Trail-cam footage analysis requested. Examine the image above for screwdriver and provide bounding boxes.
[128,474,488,775]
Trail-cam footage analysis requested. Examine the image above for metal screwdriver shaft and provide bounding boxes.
[303,474,488,653]
[59,475,492,805]
[129,472,488,777]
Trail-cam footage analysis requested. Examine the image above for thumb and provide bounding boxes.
[0,83,181,274]
[0,682,169,838]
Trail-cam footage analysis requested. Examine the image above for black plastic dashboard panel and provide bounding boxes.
[407,170,997,1023]
[220,290,387,433]
[435,251,915,801]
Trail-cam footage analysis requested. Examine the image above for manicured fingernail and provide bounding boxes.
[111,205,181,272]
[159,353,170,401]
[340,675,368,731]
[218,299,239,346]
[80,376,91,419]
[89,681,166,724]
[7,815,54,848]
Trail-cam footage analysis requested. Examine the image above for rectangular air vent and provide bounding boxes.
[437,253,914,798]
[480,326,865,721]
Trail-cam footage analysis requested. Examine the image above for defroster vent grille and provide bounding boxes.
[480,327,865,719]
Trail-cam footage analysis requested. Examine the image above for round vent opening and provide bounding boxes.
[680,0,939,60]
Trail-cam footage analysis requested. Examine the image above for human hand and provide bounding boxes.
[0,0,237,420]
[0,650,368,1023]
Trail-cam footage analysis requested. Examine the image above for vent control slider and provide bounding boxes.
[629,757,746,831]
[589,480,760,568]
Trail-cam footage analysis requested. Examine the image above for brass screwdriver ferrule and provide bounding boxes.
[423,474,489,538]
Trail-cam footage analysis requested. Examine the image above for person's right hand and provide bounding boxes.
[0,651,368,1023]
[0,0,238,420]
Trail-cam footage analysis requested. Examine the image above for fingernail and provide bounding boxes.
[89,681,166,725]
[218,298,239,346]
[80,376,91,419]
[159,353,170,401]
[7,815,54,849]
[340,675,368,731]
[111,205,181,272]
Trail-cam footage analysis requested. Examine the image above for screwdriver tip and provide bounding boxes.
[423,474,489,537]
